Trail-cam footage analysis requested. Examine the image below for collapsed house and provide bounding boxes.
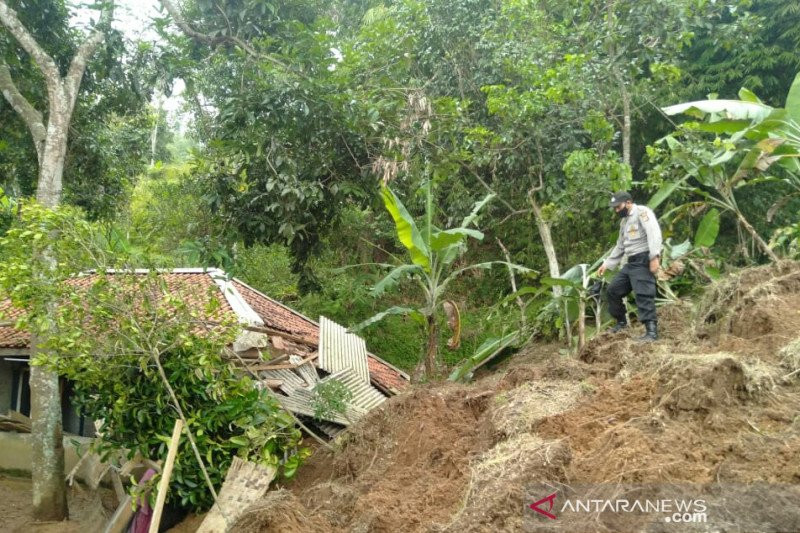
[0,268,409,439]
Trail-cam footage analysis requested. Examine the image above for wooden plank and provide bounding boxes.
[244,325,318,347]
[103,495,134,533]
[247,352,318,371]
[197,457,277,533]
[111,470,125,506]
[148,419,184,533]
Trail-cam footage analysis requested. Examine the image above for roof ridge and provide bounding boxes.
[206,270,264,326]
[230,277,320,327]
[230,278,409,381]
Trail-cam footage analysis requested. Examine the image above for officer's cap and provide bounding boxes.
[609,191,632,207]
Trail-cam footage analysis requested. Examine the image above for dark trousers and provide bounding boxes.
[607,252,657,324]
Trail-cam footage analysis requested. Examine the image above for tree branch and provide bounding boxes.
[0,0,61,93]
[157,0,290,71]
[64,1,115,112]
[0,61,46,161]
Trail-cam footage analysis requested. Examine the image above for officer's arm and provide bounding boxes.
[641,208,663,259]
[602,224,625,270]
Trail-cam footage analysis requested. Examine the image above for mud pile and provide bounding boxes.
[233,262,800,533]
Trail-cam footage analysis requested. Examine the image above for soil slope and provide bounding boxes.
[233,262,800,533]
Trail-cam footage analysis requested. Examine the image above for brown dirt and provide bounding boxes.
[0,475,115,532]
[227,263,800,533]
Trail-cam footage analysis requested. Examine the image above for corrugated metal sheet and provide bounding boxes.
[318,316,370,384]
[314,421,344,438]
[272,368,385,426]
[275,388,365,426]
[296,362,319,388]
[322,368,387,412]
[259,368,306,395]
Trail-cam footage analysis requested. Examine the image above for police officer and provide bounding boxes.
[596,191,662,342]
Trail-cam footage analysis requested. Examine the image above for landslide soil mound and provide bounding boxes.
[234,262,800,533]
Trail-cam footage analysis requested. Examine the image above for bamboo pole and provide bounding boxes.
[149,419,184,533]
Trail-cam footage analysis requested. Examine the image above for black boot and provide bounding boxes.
[637,321,658,342]
[608,320,628,333]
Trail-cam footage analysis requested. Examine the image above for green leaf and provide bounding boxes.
[429,228,483,251]
[381,186,430,271]
[460,193,495,228]
[662,100,773,122]
[498,285,548,306]
[738,87,763,104]
[541,277,579,288]
[669,239,692,260]
[785,72,800,123]
[692,120,751,134]
[647,178,686,210]
[694,208,720,248]
[709,151,736,166]
[440,261,532,295]
[370,264,423,297]
[349,306,421,332]
[448,331,519,382]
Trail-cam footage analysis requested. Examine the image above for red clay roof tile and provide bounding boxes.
[0,270,409,392]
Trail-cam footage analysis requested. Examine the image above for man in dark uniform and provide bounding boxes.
[596,191,662,342]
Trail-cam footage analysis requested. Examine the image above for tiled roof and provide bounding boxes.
[367,354,409,393]
[230,279,409,392]
[0,300,28,349]
[232,280,318,343]
[0,269,409,392]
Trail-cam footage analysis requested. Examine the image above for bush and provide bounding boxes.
[44,274,306,511]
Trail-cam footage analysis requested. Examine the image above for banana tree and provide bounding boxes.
[352,182,529,380]
[656,72,800,261]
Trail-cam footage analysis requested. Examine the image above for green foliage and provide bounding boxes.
[657,72,800,261]
[770,221,800,258]
[119,163,233,268]
[0,206,305,511]
[448,331,518,382]
[682,0,800,107]
[1,0,156,217]
[352,182,527,377]
[0,202,95,321]
[44,274,305,511]
[231,244,299,302]
[311,379,354,422]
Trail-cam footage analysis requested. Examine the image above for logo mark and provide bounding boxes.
[530,492,558,520]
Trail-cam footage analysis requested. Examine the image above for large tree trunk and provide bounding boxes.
[32,114,69,519]
[29,344,67,521]
[0,0,113,521]
[529,195,561,296]
[37,101,70,207]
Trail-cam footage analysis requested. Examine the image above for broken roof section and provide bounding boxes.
[0,268,409,411]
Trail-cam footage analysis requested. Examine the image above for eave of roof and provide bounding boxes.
[0,269,410,391]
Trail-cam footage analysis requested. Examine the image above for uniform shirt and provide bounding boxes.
[603,204,662,270]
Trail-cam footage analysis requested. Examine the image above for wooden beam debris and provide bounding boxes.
[149,419,184,533]
[246,352,318,371]
[243,324,317,347]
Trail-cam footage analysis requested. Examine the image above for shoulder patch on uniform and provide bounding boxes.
[639,210,649,222]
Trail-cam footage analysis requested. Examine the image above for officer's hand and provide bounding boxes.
[597,264,607,277]
[649,257,660,274]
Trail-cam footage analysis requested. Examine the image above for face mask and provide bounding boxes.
[617,207,629,218]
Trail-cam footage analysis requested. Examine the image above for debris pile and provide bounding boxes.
[229,262,800,533]
[228,315,398,437]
